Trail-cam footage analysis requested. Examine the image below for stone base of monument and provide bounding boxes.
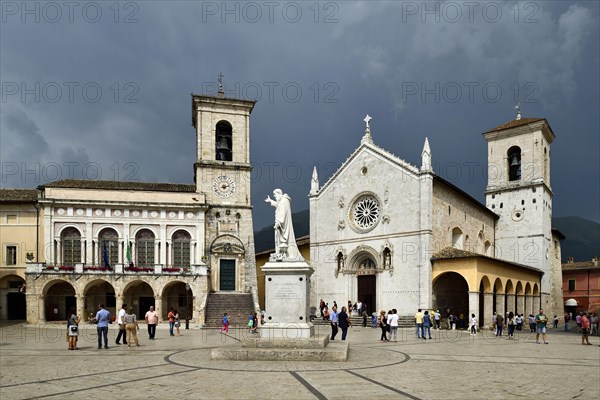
[210,259,348,362]
[210,334,349,361]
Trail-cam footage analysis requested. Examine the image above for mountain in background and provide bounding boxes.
[553,216,600,262]
[254,211,599,263]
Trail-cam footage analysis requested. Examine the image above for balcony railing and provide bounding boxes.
[25,263,209,276]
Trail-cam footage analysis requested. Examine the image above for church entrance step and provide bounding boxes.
[204,292,255,328]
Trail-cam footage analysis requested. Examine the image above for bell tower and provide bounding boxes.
[483,110,560,314]
[191,86,258,305]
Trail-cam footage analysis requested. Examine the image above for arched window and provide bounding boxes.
[172,230,191,268]
[215,121,233,161]
[136,229,155,267]
[507,146,521,181]
[451,227,463,250]
[98,228,118,267]
[62,227,81,266]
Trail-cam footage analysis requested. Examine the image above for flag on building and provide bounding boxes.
[102,240,111,269]
[126,238,134,268]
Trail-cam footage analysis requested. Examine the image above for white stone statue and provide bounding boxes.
[265,189,301,260]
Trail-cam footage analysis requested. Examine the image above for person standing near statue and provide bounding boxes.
[265,189,300,259]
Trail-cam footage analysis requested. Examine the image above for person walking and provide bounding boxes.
[564,312,570,332]
[330,306,339,340]
[434,310,441,330]
[338,306,352,340]
[388,309,400,342]
[581,312,592,345]
[251,312,259,334]
[125,306,140,347]
[220,313,229,334]
[535,309,549,344]
[492,312,497,336]
[379,310,389,342]
[145,306,158,340]
[95,304,111,349]
[67,308,80,351]
[553,315,559,329]
[496,312,504,336]
[423,310,432,340]
[470,314,477,335]
[173,309,181,337]
[415,308,424,339]
[115,303,128,345]
[507,312,516,339]
[319,299,325,317]
[167,307,176,336]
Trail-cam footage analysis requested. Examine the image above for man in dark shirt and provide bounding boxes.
[338,306,352,340]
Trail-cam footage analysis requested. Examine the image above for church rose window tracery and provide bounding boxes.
[350,194,380,232]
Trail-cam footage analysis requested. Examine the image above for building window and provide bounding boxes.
[215,121,233,161]
[507,146,521,181]
[568,279,575,291]
[6,246,17,265]
[172,230,191,268]
[62,227,81,267]
[98,228,118,267]
[136,229,155,267]
[6,214,17,224]
[349,193,381,233]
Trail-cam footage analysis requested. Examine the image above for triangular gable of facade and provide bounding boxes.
[316,141,421,197]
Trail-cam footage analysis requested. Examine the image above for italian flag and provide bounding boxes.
[126,238,134,268]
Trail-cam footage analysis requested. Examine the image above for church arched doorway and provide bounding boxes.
[44,280,76,321]
[433,272,469,327]
[353,252,378,315]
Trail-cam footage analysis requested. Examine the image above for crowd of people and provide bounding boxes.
[67,303,184,351]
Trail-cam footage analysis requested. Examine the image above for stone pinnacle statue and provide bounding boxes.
[265,188,301,260]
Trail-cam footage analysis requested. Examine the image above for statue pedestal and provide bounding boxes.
[261,261,314,339]
[211,259,348,361]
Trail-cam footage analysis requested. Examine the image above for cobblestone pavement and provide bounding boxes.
[1,322,598,400]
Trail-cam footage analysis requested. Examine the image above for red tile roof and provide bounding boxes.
[39,179,196,193]
[0,189,38,203]
[484,118,545,134]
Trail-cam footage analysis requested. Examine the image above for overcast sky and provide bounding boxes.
[1,1,599,229]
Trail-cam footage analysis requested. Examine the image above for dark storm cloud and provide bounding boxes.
[0,1,598,226]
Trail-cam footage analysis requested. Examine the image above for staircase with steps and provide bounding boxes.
[204,292,255,328]
[311,315,415,328]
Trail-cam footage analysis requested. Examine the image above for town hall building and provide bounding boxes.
[0,90,260,325]
[308,113,564,326]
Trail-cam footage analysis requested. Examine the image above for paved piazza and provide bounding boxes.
[1,322,598,400]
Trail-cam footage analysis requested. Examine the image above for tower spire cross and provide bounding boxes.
[364,114,372,129]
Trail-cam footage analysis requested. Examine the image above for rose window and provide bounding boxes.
[352,196,380,230]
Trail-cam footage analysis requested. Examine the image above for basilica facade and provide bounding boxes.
[0,92,260,324]
[308,114,564,325]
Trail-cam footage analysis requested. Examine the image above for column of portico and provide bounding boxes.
[517,295,525,315]
[36,294,46,323]
[468,291,480,330]
[195,221,204,263]
[483,292,494,327]
[525,295,533,316]
[86,222,93,264]
[506,294,516,315]
[496,294,505,320]
[155,296,162,320]
[76,294,85,322]
[533,296,541,313]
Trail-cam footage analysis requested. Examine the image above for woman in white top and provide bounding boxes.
[470,314,477,335]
